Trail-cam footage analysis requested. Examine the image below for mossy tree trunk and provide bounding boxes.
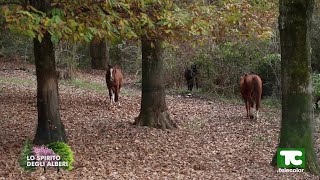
[31,0,67,145]
[271,0,320,174]
[134,37,177,129]
[90,37,109,70]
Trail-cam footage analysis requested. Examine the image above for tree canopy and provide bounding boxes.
[0,0,277,44]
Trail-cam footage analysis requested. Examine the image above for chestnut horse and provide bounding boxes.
[106,64,123,105]
[240,73,262,120]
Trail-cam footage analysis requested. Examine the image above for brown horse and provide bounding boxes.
[106,64,123,105]
[240,73,262,120]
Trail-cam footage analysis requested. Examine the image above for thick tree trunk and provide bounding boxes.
[271,0,320,174]
[90,37,109,70]
[134,37,177,129]
[33,33,67,145]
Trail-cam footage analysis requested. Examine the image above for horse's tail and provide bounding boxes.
[253,75,262,110]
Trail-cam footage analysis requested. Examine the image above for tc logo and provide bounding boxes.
[277,148,305,169]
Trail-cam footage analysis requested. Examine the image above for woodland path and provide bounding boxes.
[0,60,319,179]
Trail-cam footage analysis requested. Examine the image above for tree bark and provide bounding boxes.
[90,37,109,70]
[33,33,67,145]
[134,37,177,129]
[271,0,320,174]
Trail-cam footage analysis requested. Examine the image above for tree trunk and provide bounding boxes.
[90,37,108,69]
[134,37,177,129]
[33,33,67,145]
[271,0,320,174]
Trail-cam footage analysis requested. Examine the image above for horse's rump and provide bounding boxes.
[240,73,262,119]
[241,74,262,97]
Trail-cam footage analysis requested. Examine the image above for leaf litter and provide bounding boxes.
[0,60,319,179]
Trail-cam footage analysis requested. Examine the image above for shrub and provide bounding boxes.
[0,29,33,62]
[19,139,35,171]
[48,142,74,170]
[256,53,281,97]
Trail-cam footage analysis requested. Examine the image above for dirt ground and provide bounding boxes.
[0,60,319,179]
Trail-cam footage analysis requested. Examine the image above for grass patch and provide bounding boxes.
[168,86,281,110]
[62,79,106,93]
[62,78,133,96]
[120,88,135,97]
[212,93,242,104]
[169,86,242,104]
[166,87,195,95]
[262,97,281,109]
[0,76,34,86]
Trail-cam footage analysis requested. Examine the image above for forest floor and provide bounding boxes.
[1,59,320,180]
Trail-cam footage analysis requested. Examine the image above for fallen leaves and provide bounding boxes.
[0,60,319,179]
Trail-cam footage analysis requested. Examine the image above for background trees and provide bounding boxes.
[1,0,274,131]
[1,0,278,96]
[90,37,109,70]
[0,0,124,144]
[0,0,281,144]
[2,0,320,177]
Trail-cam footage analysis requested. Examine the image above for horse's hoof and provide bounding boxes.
[249,115,254,119]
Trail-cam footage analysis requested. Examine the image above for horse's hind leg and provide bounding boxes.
[245,100,250,118]
[255,97,261,120]
[115,88,120,106]
[195,77,199,89]
[190,79,194,91]
[248,98,254,119]
[249,98,254,119]
[187,79,193,91]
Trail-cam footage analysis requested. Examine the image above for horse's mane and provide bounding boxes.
[107,64,121,72]
[243,73,249,84]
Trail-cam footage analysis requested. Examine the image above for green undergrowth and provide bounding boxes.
[62,78,106,93]
[0,76,34,86]
[62,78,132,96]
[263,97,281,109]
[168,86,281,109]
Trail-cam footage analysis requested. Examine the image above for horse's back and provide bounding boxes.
[115,67,123,87]
[106,65,123,86]
[116,67,123,80]
[250,75,262,93]
[241,74,261,85]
